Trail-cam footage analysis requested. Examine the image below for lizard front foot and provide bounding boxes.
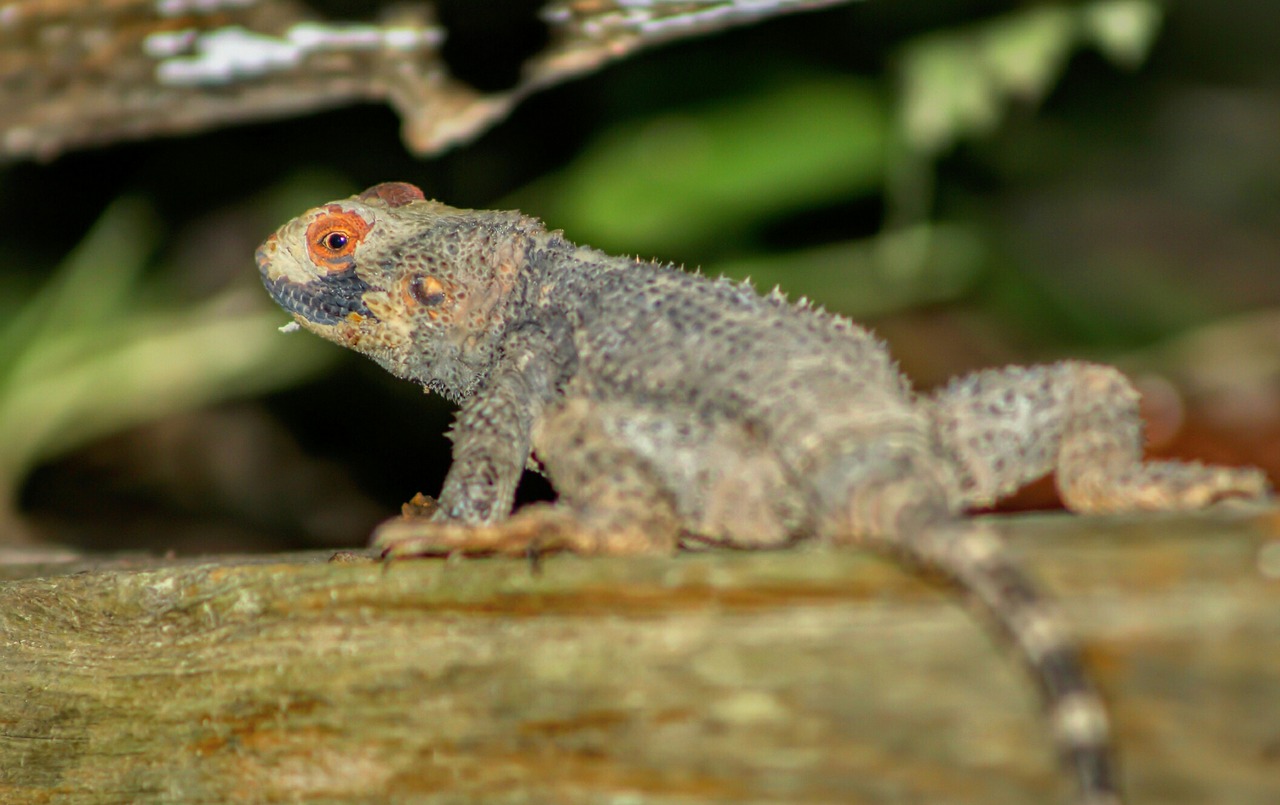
[371,502,681,558]
[370,503,591,558]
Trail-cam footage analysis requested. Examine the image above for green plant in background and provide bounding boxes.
[512,76,889,257]
[889,0,1163,229]
[0,192,336,542]
[896,0,1163,156]
[510,0,1164,320]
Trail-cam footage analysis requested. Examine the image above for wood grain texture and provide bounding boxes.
[1,509,1278,803]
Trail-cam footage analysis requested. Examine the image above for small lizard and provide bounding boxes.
[257,182,1271,804]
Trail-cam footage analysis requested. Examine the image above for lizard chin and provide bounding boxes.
[260,269,375,326]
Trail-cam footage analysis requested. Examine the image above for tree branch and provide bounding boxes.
[0,0,856,161]
[2,509,1277,802]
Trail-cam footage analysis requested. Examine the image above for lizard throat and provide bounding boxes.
[262,269,375,325]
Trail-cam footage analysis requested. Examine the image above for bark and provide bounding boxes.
[2,508,1279,803]
[0,0,854,162]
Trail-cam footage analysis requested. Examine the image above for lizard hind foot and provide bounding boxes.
[1063,461,1272,515]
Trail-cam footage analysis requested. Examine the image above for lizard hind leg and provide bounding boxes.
[528,398,803,553]
[522,399,689,556]
[930,360,1270,513]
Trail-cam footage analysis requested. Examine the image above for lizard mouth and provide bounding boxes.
[260,267,376,325]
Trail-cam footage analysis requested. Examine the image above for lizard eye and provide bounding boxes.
[304,207,372,271]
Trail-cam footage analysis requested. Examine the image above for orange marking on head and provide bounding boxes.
[305,206,373,272]
[359,182,426,208]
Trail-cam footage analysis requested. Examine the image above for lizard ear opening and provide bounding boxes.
[305,207,372,271]
[359,182,426,208]
[402,274,447,309]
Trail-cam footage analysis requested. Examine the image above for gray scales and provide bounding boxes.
[257,182,1271,804]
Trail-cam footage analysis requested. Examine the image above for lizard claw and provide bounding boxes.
[399,492,440,520]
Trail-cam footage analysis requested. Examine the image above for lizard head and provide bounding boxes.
[257,182,541,400]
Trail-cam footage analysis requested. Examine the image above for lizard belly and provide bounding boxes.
[532,398,808,547]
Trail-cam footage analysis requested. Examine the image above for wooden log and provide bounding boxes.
[1,509,1278,803]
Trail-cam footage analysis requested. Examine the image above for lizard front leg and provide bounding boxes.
[430,371,541,525]
[374,399,690,559]
[372,333,559,556]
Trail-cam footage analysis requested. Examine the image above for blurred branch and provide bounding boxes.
[0,0,856,162]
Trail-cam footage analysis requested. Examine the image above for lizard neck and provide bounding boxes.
[391,212,547,403]
[403,222,648,404]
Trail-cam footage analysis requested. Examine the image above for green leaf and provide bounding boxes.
[715,223,985,319]
[0,193,335,516]
[508,76,888,255]
[1083,0,1164,67]
[0,199,155,389]
[897,1,1163,155]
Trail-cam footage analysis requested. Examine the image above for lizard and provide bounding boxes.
[256,181,1271,804]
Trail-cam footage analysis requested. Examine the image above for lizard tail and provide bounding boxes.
[841,511,1120,804]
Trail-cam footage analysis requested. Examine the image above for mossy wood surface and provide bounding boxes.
[1,511,1278,804]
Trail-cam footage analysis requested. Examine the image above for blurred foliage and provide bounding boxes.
[0,186,336,537]
[714,223,986,319]
[897,0,1162,155]
[510,0,1164,321]
[508,76,889,256]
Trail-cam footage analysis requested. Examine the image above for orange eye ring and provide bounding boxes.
[305,207,372,271]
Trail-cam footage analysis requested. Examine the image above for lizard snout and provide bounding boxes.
[255,234,279,276]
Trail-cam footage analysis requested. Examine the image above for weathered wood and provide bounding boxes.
[0,0,854,161]
[1,509,1278,803]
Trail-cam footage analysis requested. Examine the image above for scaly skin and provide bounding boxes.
[257,182,1272,804]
